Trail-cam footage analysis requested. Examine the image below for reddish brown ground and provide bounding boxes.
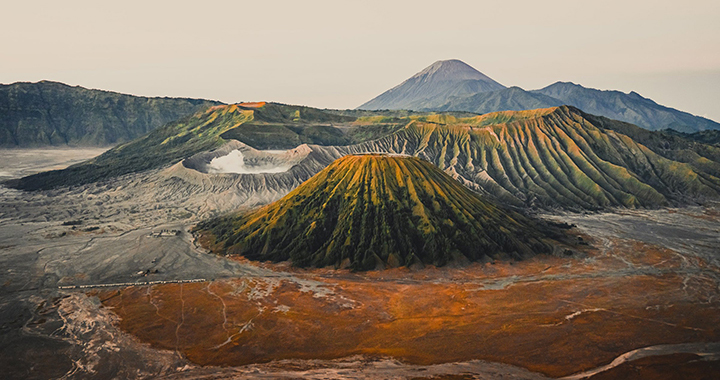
[237,101,266,108]
[98,235,720,378]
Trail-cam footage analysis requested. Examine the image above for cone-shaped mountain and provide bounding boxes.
[358,59,506,111]
[197,154,559,270]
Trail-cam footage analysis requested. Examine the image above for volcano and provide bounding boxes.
[196,154,561,270]
[358,59,505,111]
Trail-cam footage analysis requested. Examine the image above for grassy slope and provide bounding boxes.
[197,155,560,270]
[584,113,720,179]
[348,106,720,209]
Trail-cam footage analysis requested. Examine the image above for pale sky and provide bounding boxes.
[2,0,719,121]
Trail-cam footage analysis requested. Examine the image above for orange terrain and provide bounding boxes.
[98,234,720,378]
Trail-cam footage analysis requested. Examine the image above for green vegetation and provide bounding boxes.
[196,155,560,270]
[344,106,720,209]
[8,102,407,190]
[10,101,720,211]
[676,130,720,146]
[0,81,221,147]
[584,113,720,179]
[8,104,251,189]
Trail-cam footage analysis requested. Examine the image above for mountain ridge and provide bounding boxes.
[0,81,222,147]
[359,60,720,132]
[532,81,720,132]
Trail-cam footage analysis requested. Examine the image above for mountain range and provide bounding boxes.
[2,61,717,148]
[11,102,720,211]
[359,60,720,133]
[0,81,221,147]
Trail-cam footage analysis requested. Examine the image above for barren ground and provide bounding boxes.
[1,151,719,379]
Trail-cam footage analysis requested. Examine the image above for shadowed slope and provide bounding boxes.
[7,104,254,190]
[430,86,563,114]
[0,81,221,147]
[533,82,720,132]
[197,155,559,270]
[11,102,720,211]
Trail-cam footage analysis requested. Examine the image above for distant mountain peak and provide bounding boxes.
[358,59,505,111]
[412,59,497,82]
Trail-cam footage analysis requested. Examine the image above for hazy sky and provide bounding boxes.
[2,0,719,120]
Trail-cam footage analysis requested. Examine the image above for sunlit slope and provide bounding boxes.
[343,106,720,209]
[9,102,403,190]
[9,104,254,190]
[197,155,560,270]
[11,102,720,210]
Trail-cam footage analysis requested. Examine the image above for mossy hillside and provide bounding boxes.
[197,155,559,270]
[11,102,720,211]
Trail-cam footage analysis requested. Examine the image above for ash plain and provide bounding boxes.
[1,149,719,379]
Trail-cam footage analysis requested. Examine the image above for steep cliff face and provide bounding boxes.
[0,81,221,147]
[196,155,560,270]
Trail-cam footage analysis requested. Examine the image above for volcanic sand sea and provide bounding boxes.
[0,148,109,180]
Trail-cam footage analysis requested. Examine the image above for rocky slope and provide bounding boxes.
[0,81,221,147]
[196,154,561,270]
[8,102,400,190]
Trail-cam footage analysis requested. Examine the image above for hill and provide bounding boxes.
[358,60,720,132]
[0,81,221,147]
[195,154,560,270]
[358,60,505,111]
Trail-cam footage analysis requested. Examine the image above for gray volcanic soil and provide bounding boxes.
[1,151,719,379]
[0,148,109,180]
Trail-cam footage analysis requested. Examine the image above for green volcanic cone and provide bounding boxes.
[196,154,562,270]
